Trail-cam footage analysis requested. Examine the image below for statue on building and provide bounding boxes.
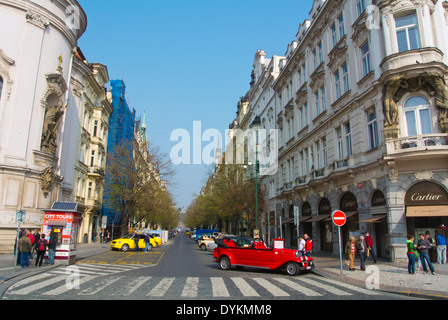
[40,166,55,198]
[383,76,409,128]
[433,75,448,133]
[41,104,64,155]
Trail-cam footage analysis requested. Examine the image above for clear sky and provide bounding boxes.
[77,0,310,210]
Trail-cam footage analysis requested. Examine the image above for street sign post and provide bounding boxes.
[293,206,299,250]
[332,210,346,275]
[14,210,26,272]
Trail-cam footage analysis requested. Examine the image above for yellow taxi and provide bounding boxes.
[149,233,162,247]
[110,233,157,252]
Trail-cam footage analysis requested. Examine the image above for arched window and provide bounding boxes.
[403,95,431,136]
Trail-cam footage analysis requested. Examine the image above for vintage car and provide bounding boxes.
[197,235,217,251]
[213,237,314,276]
[110,233,158,252]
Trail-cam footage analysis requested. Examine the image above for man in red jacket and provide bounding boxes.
[304,234,313,259]
[365,232,377,263]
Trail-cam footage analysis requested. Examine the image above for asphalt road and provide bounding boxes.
[1,234,415,302]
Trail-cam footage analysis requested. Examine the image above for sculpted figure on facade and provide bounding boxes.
[383,76,408,128]
[40,166,55,198]
[432,75,448,133]
[41,104,64,155]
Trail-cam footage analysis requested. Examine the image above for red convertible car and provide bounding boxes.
[213,237,314,276]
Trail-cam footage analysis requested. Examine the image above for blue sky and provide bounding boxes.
[77,0,309,209]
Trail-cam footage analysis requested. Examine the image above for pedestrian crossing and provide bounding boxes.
[3,265,382,300]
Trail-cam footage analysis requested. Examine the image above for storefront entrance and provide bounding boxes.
[405,181,448,262]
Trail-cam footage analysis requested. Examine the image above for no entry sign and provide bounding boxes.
[332,210,347,227]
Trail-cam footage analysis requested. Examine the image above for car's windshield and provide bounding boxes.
[121,234,134,239]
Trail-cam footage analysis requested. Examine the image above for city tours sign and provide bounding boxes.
[405,181,448,217]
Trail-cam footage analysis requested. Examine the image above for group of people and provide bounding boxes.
[406,230,447,275]
[133,233,152,253]
[297,234,313,259]
[344,232,376,271]
[15,229,58,268]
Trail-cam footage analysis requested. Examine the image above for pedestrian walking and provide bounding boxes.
[14,229,24,265]
[424,231,435,262]
[406,234,418,274]
[297,236,306,257]
[365,232,377,263]
[33,229,41,258]
[105,230,110,243]
[435,230,447,264]
[345,236,356,271]
[304,234,313,258]
[27,229,35,260]
[35,234,47,267]
[18,230,32,268]
[48,231,57,265]
[417,233,435,275]
[134,233,140,252]
[144,233,151,253]
[356,235,367,271]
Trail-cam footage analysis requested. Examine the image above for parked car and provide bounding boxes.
[213,237,314,276]
[149,233,162,247]
[198,235,217,251]
[110,233,157,252]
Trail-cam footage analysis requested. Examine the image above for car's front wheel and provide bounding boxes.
[121,244,130,252]
[200,244,207,251]
[218,256,231,270]
[285,262,299,276]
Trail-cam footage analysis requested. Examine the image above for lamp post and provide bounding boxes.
[250,116,261,237]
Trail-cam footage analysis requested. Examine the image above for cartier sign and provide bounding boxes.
[405,182,448,206]
[340,192,358,212]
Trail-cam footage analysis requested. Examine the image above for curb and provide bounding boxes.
[312,267,448,300]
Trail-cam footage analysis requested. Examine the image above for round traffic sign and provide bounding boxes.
[332,210,346,227]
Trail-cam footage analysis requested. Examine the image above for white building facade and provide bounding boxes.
[236,0,448,262]
[0,0,88,253]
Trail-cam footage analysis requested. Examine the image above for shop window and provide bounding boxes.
[403,95,432,136]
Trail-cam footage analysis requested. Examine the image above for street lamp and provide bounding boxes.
[250,116,261,237]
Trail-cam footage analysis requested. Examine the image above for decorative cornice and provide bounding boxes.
[26,9,50,29]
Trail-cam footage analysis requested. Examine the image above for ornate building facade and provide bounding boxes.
[0,0,88,252]
[232,0,448,262]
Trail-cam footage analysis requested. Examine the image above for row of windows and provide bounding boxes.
[278,94,433,189]
[278,107,379,187]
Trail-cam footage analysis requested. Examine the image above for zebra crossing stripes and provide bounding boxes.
[210,277,230,297]
[147,277,175,297]
[231,277,260,297]
[308,275,381,296]
[252,278,289,297]
[49,263,147,277]
[111,276,152,296]
[4,274,383,299]
[181,277,199,297]
[273,278,322,297]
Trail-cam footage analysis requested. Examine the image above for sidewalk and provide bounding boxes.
[0,242,110,286]
[311,251,448,299]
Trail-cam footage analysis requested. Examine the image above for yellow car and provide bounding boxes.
[110,233,157,252]
[149,234,162,247]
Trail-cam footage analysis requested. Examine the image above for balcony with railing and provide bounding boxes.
[385,134,448,161]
